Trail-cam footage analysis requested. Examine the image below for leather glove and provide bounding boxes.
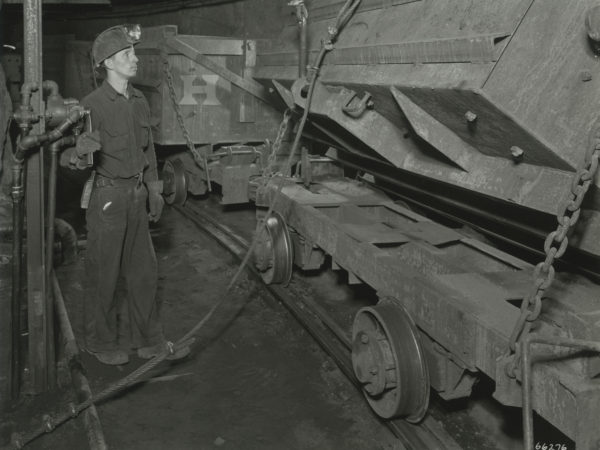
[147,180,164,223]
[75,130,101,158]
[60,146,91,170]
[62,131,101,170]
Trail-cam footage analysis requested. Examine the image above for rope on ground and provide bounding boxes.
[10,0,362,447]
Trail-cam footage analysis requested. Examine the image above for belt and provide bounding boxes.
[95,173,143,188]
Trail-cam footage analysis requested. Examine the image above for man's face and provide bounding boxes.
[105,46,138,80]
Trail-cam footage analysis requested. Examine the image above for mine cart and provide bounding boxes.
[66,25,284,205]
[245,1,600,448]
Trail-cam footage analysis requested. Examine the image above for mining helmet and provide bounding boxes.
[92,24,141,67]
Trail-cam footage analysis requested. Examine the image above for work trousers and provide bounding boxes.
[84,180,163,352]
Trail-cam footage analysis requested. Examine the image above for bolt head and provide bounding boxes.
[510,146,524,159]
[465,111,477,123]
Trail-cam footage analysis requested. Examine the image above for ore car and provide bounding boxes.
[164,2,600,448]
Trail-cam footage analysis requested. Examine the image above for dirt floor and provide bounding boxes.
[1,201,402,450]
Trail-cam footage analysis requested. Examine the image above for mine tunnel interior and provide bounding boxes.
[2,1,600,449]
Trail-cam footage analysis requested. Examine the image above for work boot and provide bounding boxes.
[137,341,191,360]
[86,349,129,365]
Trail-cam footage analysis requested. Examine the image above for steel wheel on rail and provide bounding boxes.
[351,300,429,422]
[253,211,293,285]
[162,158,187,206]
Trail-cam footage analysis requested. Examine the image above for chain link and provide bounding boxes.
[162,59,206,166]
[249,108,294,208]
[506,132,600,375]
[262,108,293,179]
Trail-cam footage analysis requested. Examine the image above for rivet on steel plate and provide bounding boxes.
[511,146,525,160]
[465,111,477,123]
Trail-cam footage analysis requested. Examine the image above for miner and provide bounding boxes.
[69,25,189,365]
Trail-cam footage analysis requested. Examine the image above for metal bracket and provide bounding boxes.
[341,91,373,118]
[521,335,600,450]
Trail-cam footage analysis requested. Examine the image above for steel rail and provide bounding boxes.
[174,201,461,450]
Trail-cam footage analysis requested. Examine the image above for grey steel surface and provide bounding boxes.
[254,0,600,258]
[258,34,504,67]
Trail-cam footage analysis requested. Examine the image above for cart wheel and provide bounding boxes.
[253,211,293,285]
[352,301,429,422]
[162,158,187,205]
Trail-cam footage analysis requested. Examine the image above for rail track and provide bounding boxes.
[174,201,463,450]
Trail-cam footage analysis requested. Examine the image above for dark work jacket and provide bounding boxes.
[81,80,158,183]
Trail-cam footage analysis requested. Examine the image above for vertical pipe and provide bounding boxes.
[10,160,24,399]
[0,16,15,405]
[521,340,534,450]
[24,0,53,393]
[46,136,75,279]
[298,12,307,78]
[0,245,12,411]
[520,336,600,450]
[45,142,59,279]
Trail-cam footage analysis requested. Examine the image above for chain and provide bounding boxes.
[506,129,600,376]
[262,108,293,180]
[162,59,205,166]
[248,108,294,209]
